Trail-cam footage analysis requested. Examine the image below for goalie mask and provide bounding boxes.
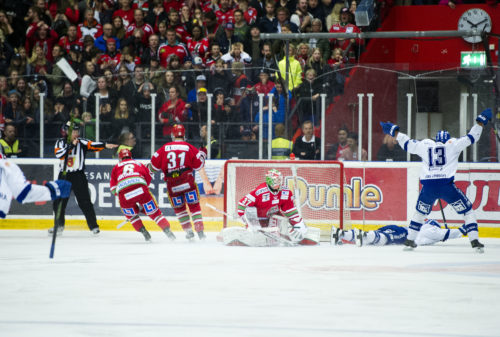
[265,169,283,191]
[435,130,450,143]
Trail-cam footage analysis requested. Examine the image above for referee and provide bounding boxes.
[50,122,117,235]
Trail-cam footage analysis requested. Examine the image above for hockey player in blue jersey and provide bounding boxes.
[335,220,468,246]
[380,108,492,253]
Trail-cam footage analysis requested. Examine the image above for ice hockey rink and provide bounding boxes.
[1,230,499,337]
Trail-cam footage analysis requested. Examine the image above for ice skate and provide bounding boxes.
[403,239,417,251]
[48,226,64,236]
[163,227,176,241]
[197,231,206,240]
[91,227,100,236]
[470,239,484,254]
[185,229,195,241]
[331,227,342,245]
[356,229,364,247]
[139,227,152,242]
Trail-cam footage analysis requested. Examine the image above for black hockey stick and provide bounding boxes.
[438,199,448,230]
[50,118,74,259]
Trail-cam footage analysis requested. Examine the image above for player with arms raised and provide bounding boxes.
[110,149,176,242]
[148,124,207,240]
[380,108,492,253]
[0,149,71,218]
[225,169,317,246]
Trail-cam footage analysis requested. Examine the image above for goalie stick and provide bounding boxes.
[438,199,449,229]
[50,117,74,259]
[205,203,297,246]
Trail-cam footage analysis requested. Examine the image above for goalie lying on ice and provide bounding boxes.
[221,169,319,246]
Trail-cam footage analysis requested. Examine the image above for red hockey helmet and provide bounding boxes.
[118,148,132,161]
[172,124,185,139]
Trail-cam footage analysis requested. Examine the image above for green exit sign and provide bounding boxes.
[461,51,486,68]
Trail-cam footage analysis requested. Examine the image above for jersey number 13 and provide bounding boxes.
[428,147,446,168]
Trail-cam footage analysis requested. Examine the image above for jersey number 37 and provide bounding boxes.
[428,147,446,168]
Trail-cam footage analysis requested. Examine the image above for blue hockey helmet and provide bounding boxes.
[435,130,450,143]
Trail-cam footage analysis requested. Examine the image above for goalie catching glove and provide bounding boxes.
[289,220,307,243]
[45,180,72,200]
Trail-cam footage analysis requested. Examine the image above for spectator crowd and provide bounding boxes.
[0,0,387,159]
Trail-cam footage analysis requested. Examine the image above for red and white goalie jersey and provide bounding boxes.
[110,159,151,196]
[237,182,302,227]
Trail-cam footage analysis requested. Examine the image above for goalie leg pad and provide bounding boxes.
[300,226,320,245]
[221,227,275,247]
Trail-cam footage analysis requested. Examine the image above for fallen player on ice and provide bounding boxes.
[333,219,471,247]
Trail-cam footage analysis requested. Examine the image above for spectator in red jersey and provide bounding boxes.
[253,69,274,95]
[163,0,184,14]
[125,9,154,46]
[167,8,188,43]
[113,0,135,29]
[215,0,235,25]
[328,7,362,62]
[205,42,223,68]
[158,28,188,68]
[25,21,59,60]
[186,25,210,60]
[97,39,121,72]
[158,86,190,138]
[95,23,121,53]
[58,24,82,54]
[77,8,103,41]
[146,0,169,32]
[237,0,258,25]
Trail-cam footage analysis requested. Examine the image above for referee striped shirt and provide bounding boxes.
[54,138,106,172]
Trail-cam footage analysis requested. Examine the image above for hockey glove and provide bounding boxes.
[199,146,207,158]
[45,180,72,200]
[476,108,492,125]
[289,220,307,243]
[380,121,400,137]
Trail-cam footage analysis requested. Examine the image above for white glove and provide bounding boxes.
[289,220,307,242]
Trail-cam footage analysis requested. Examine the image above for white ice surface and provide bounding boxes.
[0,230,499,337]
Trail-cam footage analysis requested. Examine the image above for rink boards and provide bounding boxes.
[2,159,500,237]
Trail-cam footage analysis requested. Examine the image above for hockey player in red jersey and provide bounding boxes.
[235,169,312,244]
[148,124,207,240]
[110,149,176,242]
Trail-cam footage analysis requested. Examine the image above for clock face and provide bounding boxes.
[458,8,492,43]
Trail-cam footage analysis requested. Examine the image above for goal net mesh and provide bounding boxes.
[224,160,352,241]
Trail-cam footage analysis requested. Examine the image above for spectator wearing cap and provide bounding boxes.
[328,7,363,62]
[58,24,82,55]
[77,8,103,41]
[254,69,275,95]
[216,21,242,55]
[167,8,188,44]
[140,34,160,65]
[95,23,121,53]
[125,9,154,46]
[97,38,121,72]
[188,87,213,138]
[158,28,188,68]
[186,25,210,61]
[67,43,83,74]
[215,0,235,26]
[187,75,208,104]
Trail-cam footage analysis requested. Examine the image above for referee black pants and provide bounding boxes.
[53,170,99,230]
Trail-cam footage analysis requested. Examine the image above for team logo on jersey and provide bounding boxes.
[280,190,290,200]
[262,193,270,202]
[172,196,184,207]
[417,201,431,214]
[122,207,137,216]
[451,199,468,213]
[142,200,158,215]
[186,190,199,203]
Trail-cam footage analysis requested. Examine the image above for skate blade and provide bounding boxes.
[403,246,415,251]
[475,247,484,254]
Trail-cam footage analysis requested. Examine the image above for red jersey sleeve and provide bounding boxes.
[110,165,118,195]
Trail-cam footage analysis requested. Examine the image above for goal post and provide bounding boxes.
[224,160,351,241]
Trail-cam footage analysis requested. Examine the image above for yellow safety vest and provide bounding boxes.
[271,137,293,159]
[0,139,19,157]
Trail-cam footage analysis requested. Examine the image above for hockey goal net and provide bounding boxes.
[224,160,351,241]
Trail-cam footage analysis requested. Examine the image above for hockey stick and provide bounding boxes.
[50,117,74,259]
[117,219,129,229]
[205,203,296,245]
[438,199,449,229]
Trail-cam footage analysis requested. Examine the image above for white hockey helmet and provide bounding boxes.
[265,169,283,190]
